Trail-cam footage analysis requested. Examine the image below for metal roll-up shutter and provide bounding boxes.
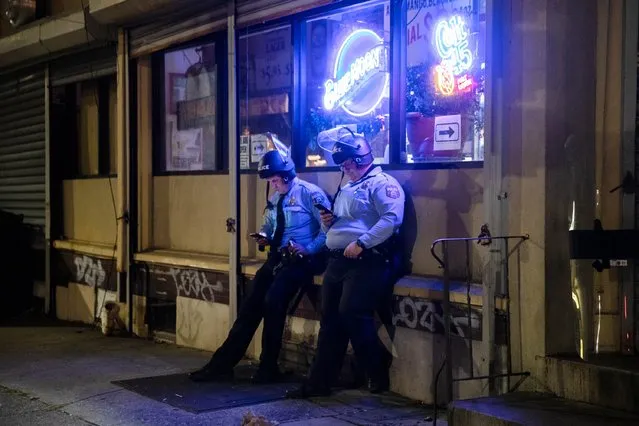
[236,0,332,27]
[0,68,46,226]
[129,2,228,58]
[50,45,117,87]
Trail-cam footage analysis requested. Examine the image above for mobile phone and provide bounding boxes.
[314,203,332,215]
[250,232,270,252]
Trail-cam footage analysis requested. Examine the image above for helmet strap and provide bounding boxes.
[331,171,345,211]
[355,153,374,167]
[263,181,273,214]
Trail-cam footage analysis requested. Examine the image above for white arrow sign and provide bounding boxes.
[434,114,462,151]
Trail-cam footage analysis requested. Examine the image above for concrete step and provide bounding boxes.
[544,354,639,413]
[448,392,639,426]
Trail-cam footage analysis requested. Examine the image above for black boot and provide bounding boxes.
[188,363,234,382]
[367,369,390,394]
[251,366,284,384]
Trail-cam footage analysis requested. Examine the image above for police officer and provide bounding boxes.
[190,147,330,384]
[287,129,405,398]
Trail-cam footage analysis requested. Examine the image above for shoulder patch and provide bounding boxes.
[311,191,326,205]
[385,184,400,199]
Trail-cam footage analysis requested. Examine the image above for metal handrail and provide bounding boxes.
[429,233,529,425]
[430,234,530,269]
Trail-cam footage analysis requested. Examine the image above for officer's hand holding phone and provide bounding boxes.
[288,240,308,257]
[249,232,270,246]
[315,203,334,227]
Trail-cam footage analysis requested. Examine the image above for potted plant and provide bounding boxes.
[405,63,484,161]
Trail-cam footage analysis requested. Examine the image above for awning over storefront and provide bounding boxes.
[236,0,333,27]
[0,0,218,71]
[0,9,113,70]
[128,2,228,58]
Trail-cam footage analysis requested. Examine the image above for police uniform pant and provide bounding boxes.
[307,254,388,388]
[206,253,314,372]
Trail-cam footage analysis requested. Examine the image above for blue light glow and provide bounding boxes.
[323,29,389,117]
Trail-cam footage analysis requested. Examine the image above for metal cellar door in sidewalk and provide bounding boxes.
[0,67,46,227]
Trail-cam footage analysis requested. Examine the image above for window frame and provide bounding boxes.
[51,75,118,180]
[236,23,296,174]
[151,0,487,175]
[239,0,486,173]
[152,30,229,176]
[296,0,393,170]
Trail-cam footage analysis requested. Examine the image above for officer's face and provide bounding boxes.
[267,175,290,193]
[340,158,368,182]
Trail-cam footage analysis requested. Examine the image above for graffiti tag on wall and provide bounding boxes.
[74,255,106,288]
[135,264,230,304]
[392,295,507,344]
[392,295,481,340]
[56,251,116,290]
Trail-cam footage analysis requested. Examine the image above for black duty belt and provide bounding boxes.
[328,248,389,262]
[271,248,312,276]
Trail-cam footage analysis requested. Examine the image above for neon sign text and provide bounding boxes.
[323,45,384,111]
[323,29,389,117]
[435,16,473,76]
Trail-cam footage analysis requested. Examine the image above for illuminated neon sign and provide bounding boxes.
[434,64,455,96]
[434,64,474,96]
[323,29,389,117]
[433,15,475,97]
[435,16,473,76]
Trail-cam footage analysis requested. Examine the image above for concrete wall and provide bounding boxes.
[497,0,620,388]
[62,178,117,244]
[150,169,484,278]
[152,175,230,254]
[592,0,623,353]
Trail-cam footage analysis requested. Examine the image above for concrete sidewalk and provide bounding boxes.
[0,315,442,425]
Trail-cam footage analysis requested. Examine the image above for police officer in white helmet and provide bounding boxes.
[190,139,330,384]
[287,128,405,398]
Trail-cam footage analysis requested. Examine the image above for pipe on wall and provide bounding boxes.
[227,0,239,325]
[116,28,128,275]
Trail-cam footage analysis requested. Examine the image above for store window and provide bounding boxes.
[403,1,486,163]
[302,1,390,167]
[238,26,293,170]
[160,42,218,172]
[50,76,117,178]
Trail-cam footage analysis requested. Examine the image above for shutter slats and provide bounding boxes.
[0,88,44,112]
[0,141,45,156]
[0,132,44,148]
[0,68,45,226]
[0,124,45,141]
[0,115,44,135]
[0,104,45,126]
[0,167,45,179]
[0,192,45,201]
